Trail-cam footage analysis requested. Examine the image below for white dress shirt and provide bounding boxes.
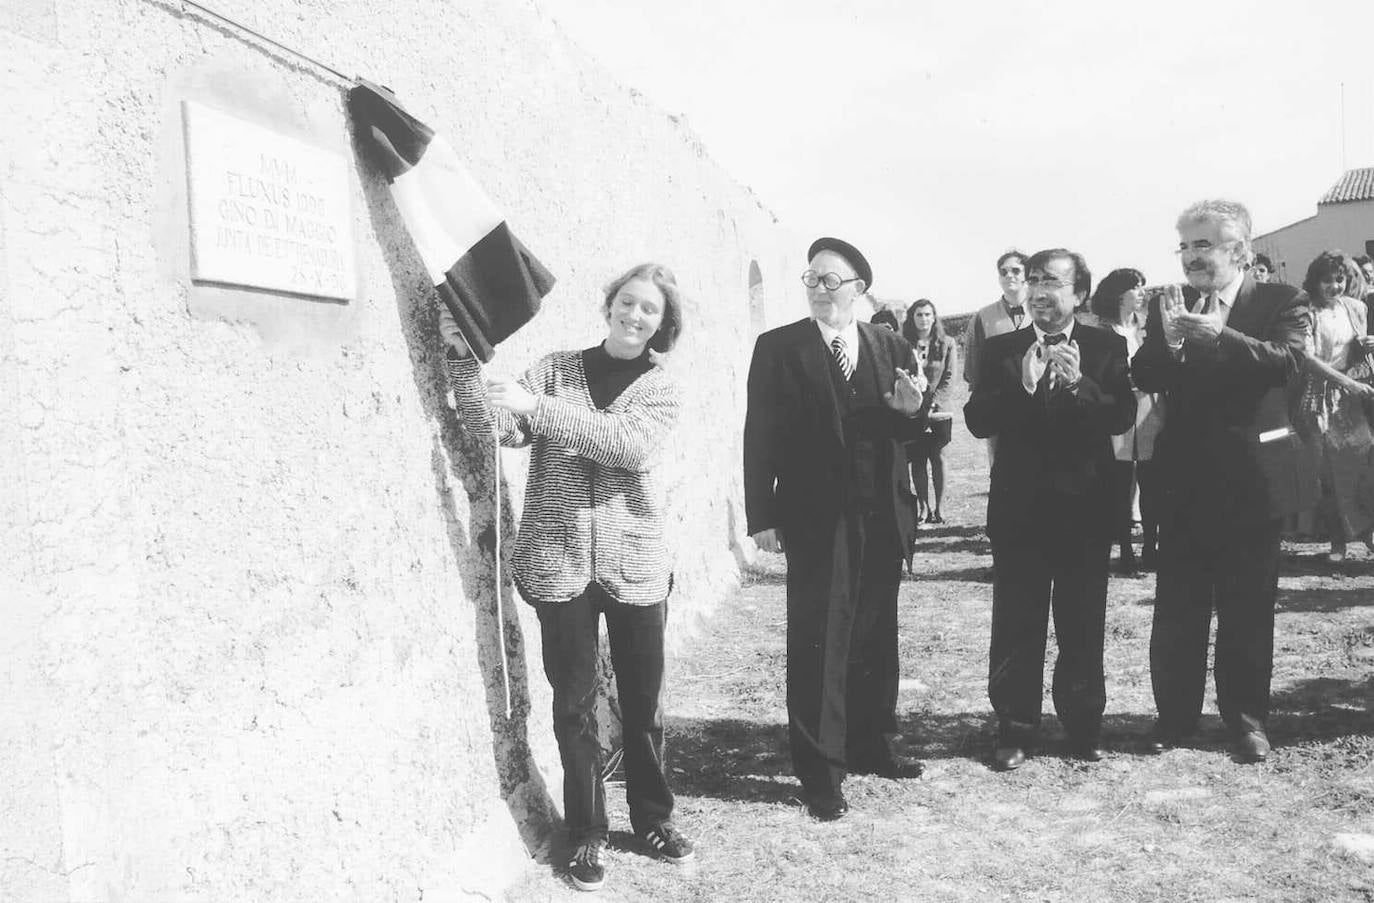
[815,317,861,369]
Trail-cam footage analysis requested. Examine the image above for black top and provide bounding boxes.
[582,343,653,410]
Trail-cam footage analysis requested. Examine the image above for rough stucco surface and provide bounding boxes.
[0,0,797,900]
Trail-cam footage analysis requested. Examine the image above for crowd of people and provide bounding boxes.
[438,198,1373,893]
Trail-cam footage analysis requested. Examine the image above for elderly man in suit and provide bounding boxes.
[1133,199,1312,764]
[964,248,1135,771]
[743,237,927,821]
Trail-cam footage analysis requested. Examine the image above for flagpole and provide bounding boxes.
[171,0,353,84]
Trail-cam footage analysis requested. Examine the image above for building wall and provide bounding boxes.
[1254,200,1374,284]
[0,0,797,899]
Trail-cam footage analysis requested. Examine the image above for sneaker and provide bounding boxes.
[639,822,695,863]
[567,839,606,892]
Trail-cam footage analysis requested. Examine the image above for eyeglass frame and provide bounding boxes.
[1024,274,1075,289]
[801,269,864,292]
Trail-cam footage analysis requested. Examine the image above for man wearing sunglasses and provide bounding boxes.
[964,251,1032,468]
[743,236,928,821]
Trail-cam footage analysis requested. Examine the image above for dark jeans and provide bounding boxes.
[536,584,673,843]
[1150,519,1281,735]
[989,522,1110,747]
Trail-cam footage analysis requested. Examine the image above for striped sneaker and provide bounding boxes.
[567,839,605,892]
[639,822,695,863]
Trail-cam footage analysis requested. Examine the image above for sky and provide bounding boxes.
[534,0,1374,314]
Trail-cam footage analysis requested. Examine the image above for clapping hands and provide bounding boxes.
[1046,339,1082,388]
[1160,285,1223,344]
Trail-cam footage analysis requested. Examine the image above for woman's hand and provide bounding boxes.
[1358,335,1374,352]
[1343,378,1374,399]
[438,299,472,358]
[485,376,539,415]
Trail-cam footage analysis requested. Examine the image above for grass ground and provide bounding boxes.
[508,381,1374,902]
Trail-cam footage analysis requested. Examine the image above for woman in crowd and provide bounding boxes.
[440,263,692,892]
[901,298,957,524]
[1295,251,1374,562]
[1088,268,1164,574]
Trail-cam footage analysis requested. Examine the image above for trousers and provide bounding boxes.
[536,583,673,842]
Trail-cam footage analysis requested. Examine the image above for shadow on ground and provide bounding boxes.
[1277,586,1374,612]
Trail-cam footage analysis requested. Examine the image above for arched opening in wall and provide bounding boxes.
[748,259,766,333]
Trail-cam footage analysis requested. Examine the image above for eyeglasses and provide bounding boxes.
[1174,239,1239,256]
[801,270,862,291]
[1025,274,1073,289]
[999,267,1024,277]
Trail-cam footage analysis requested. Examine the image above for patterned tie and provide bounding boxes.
[831,335,854,381]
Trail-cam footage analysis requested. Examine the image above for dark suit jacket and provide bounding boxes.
[744,318,925,551]
[964,323,1136,539]
[1131,274,1312,529]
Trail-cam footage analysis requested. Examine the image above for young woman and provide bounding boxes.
[901,299,957,524]
[441,263,692,892]
[1295,252,1374,563]
[1088,268,1165,574]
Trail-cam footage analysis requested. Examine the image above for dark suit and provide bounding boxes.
[743,318,923,798]
[1132,275,1312,736]
[964,324,1135,746]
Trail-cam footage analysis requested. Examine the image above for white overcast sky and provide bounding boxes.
[535,0,1374,314]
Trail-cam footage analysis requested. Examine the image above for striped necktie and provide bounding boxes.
[831,335,854,380]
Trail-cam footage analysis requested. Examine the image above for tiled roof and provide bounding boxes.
[1318,167,1374,205]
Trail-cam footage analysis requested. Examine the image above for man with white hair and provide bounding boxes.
[1132,199,1312,764]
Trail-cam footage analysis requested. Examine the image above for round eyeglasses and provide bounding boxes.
[801,270,862,292]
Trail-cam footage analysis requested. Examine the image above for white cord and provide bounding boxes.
[457,329,513,720]
[493,421,511,719]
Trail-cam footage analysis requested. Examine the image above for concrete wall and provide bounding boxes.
[1254,200,1374,284]
[0,0,797,899]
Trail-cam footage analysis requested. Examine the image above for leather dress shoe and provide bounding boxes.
[1143,726,1190,754]
[804,789,850,821]
[1232,730,1271,764]
[992,746,1026,772]
[1069,740,1107,762]
[850,752,926,779]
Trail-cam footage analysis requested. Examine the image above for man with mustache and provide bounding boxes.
[964,248,1135,770]
[1133,199,1312,764]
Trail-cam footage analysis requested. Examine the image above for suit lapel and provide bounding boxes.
[857,321,893,389]
[1226,273,1261,335]
[1006,327,1038,385]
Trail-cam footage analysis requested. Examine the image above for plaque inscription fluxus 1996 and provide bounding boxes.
[183,101,357,302]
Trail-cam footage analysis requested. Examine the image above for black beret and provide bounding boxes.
[808,237,873,291]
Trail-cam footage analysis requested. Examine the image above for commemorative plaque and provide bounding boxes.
[182,101,357,302]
